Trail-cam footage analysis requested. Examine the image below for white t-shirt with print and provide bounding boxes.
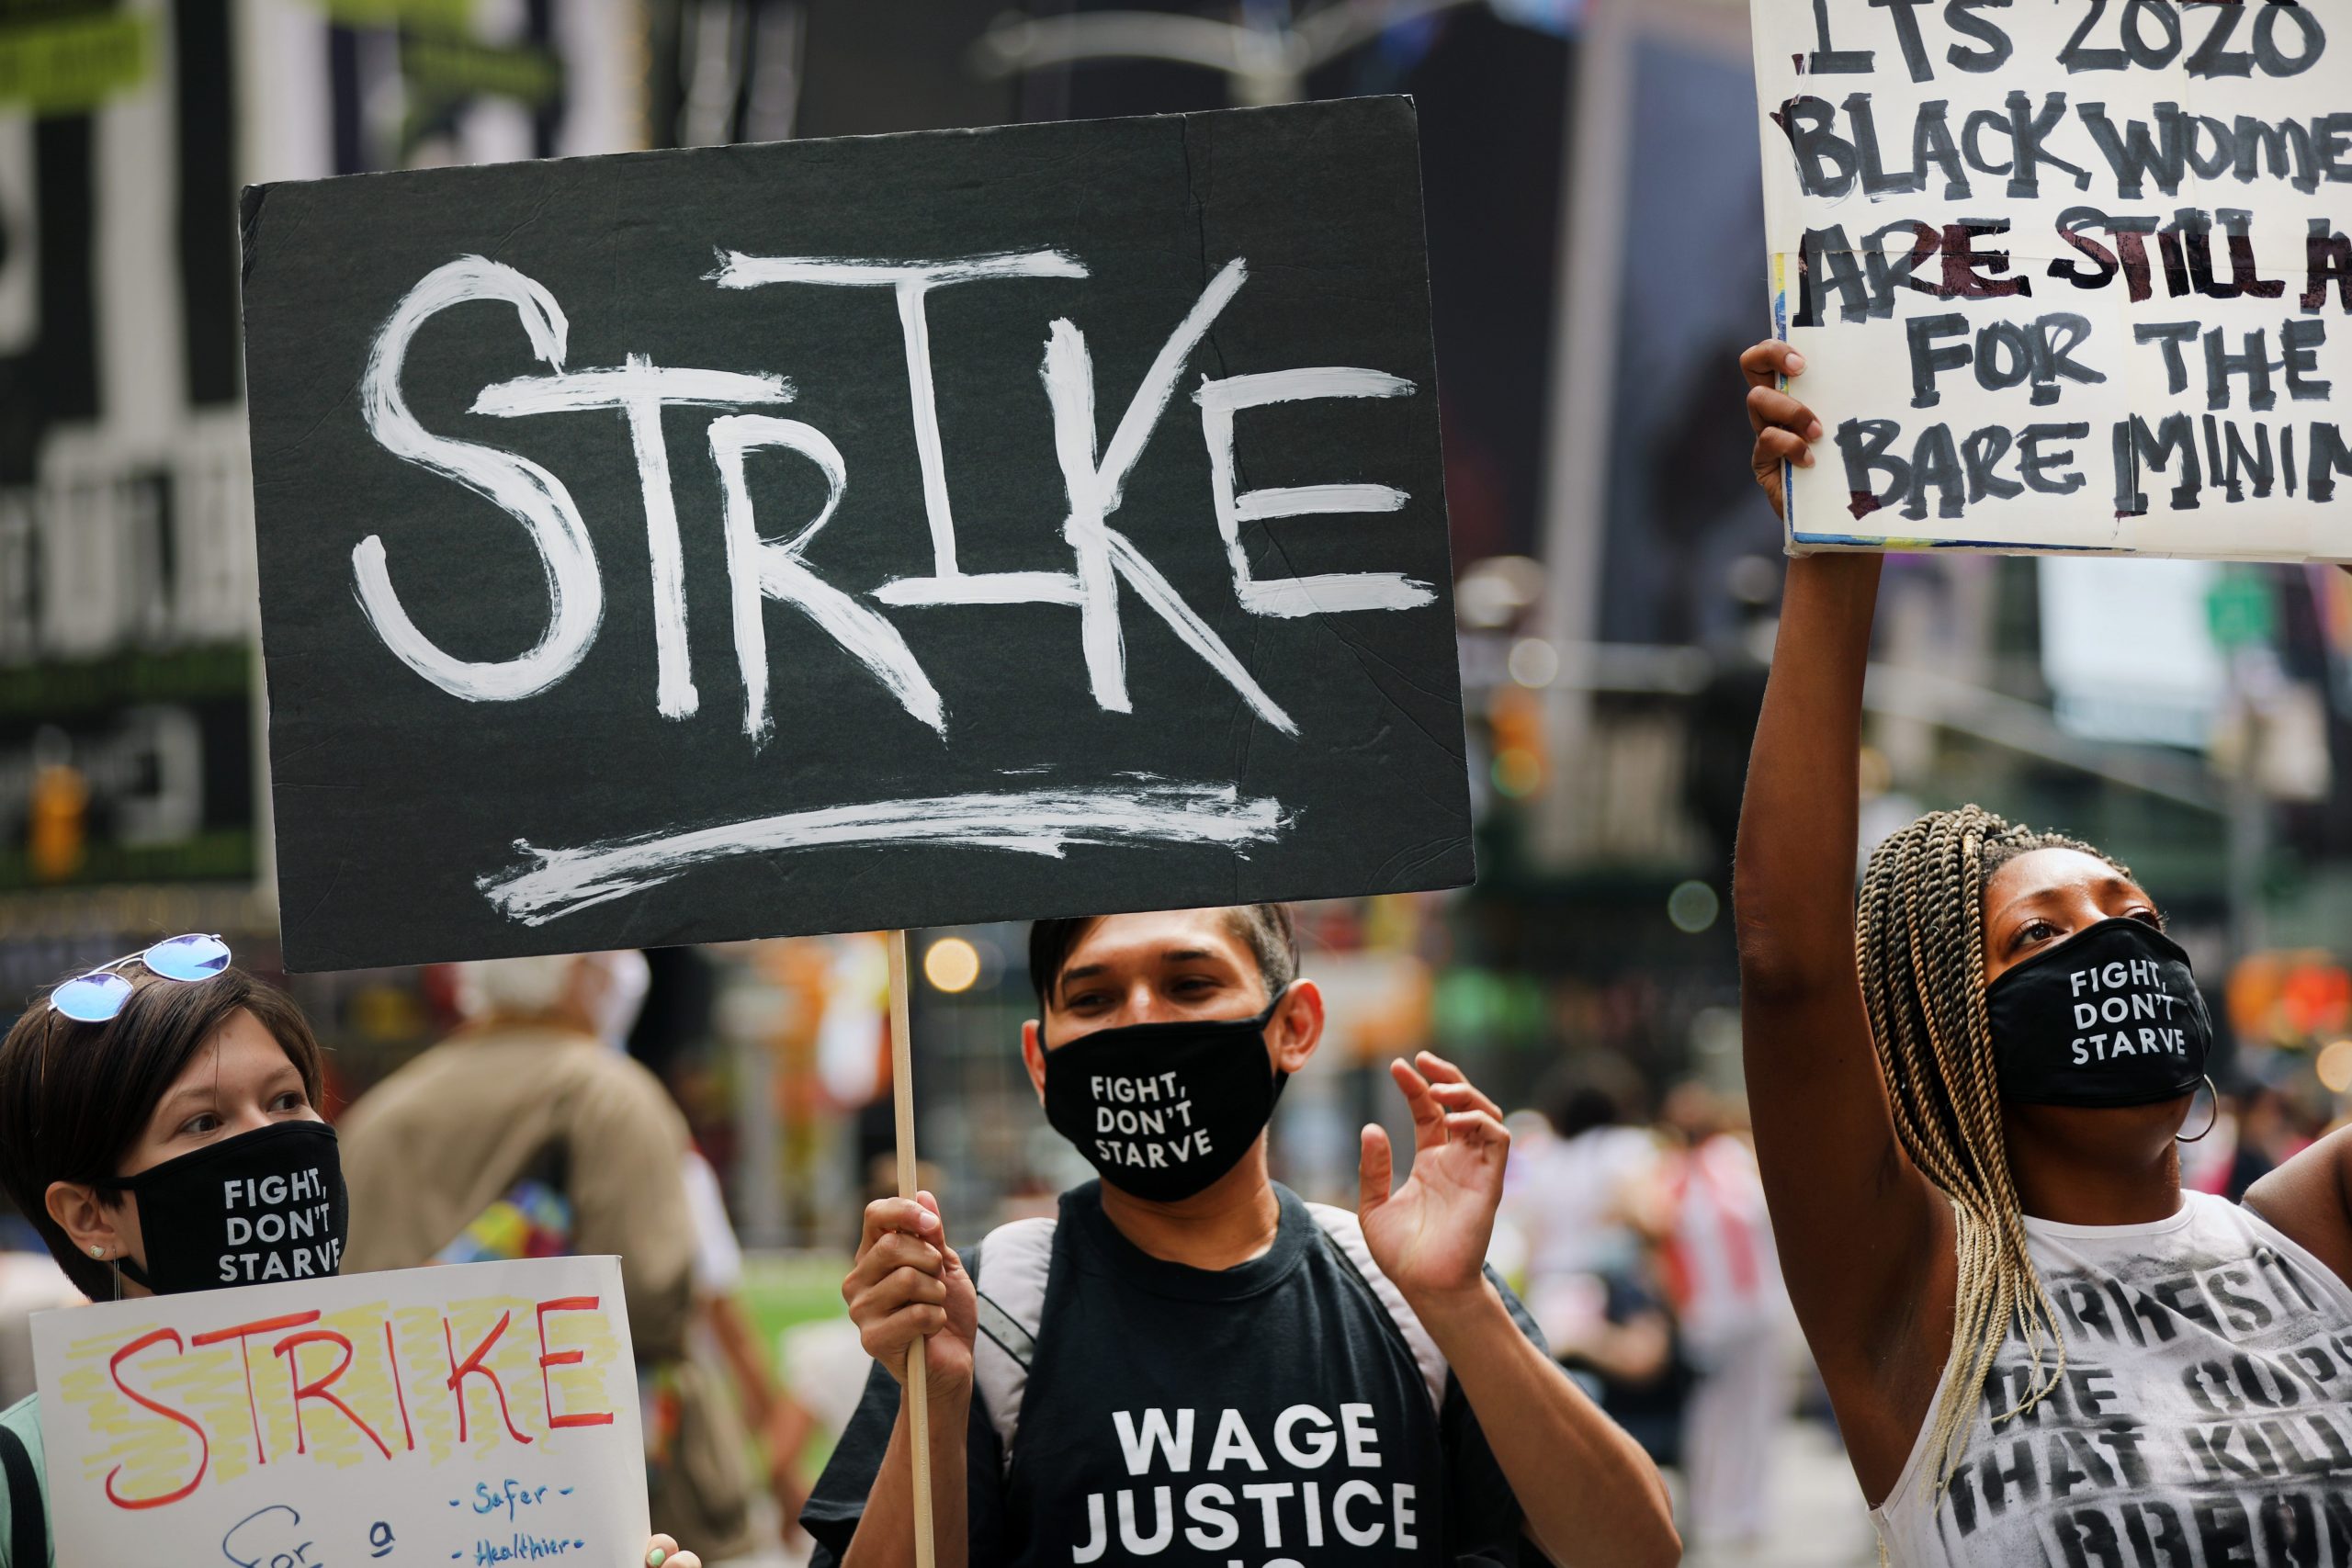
[1872,1191,2352,1566]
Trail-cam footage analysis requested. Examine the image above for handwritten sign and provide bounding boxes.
[1752,0,2352,558]
[31,1257,647,1567]
[239,97,1469,971]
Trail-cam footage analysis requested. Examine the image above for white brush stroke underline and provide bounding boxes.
[476,783,1293,926]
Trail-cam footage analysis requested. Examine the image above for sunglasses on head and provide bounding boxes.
[46,935,233,1024]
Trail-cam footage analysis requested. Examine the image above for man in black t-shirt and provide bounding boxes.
[805,905,1679,1568]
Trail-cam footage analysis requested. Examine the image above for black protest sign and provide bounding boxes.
[240,98,1468,971]
[1750,0,2352,558]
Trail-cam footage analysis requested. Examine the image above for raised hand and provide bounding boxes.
[1358,1052,1510,1306]
[1743,339,1822,522]
[842,1190,977,1407]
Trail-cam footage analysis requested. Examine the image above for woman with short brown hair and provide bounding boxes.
[0,938,705,1568]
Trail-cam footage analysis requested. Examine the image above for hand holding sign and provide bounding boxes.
[1358,1052,1512,1310]
[1743,339,1821,521]
[844,1192,976,1405]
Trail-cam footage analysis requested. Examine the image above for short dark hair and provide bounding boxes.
[1028,905,1298,1009]
[0,962,324,1300]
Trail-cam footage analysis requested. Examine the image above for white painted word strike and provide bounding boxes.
[242,99,1471,970]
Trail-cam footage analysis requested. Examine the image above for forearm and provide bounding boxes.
[1732,551,1882,995]
[708,1294,781,1431]
[840,1393,970,1568]
[1414,1281,1677,1568]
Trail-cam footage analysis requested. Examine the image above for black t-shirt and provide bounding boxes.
[804,1181,1543,1567]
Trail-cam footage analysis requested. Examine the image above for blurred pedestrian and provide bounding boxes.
[1499,1062,1689,1469]
[0,940,706,1568]
[1509,1059,1667,1283]
[1738,341,2352,1563]
[337,952,748,1564]
[681,1143,820,1550]
[625,948,824,1553]
[1657,1083,1790,1552]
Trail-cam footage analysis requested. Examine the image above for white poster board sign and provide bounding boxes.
[1752,0,2352,558]
[31,1257,647,1567]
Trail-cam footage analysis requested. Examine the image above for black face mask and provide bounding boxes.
[1042,992,1289,1203]
[115,1121,349,1295]
[1986,917,2211,1108]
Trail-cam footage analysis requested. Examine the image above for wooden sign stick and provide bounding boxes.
[887,929,938,1568]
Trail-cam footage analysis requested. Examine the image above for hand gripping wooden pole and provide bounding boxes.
[887,930,937,1568]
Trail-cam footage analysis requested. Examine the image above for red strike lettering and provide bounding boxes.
[385,1321,416,1451]
[444,1311,533,1446]
[535,1297,616,1429]
[274,1330,392,1460]
[190,1311,322,1466]
[104,1330,208,1510]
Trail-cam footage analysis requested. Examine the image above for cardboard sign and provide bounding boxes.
[239,97,1468,972]
[1752,0,2352,558]
[31,1256,646,1567]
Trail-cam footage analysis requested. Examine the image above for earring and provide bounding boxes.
[2177,1074,2221,1144]
[88,1245,106,1259]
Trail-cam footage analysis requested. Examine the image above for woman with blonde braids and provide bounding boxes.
[1736,339,2352,1564]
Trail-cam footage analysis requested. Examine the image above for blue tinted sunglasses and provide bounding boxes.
[46,935,232,1023]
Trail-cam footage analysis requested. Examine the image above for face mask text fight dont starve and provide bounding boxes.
[115,1121,349,1293]
[1987,917,2211,1109]
[1043,993,1289,1203]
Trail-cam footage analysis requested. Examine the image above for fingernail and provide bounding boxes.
[648,1551,667,1567]
[917,1208,939,1232]
[1787,352,1805,372]
[1797,452,1815,468]
[1807,420,1823,440]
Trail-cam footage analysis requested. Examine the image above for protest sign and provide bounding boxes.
[31,1256,646,1567]
[1751,0,2352,558]
[238,96,1468,973]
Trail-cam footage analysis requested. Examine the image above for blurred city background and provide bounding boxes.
[4,0,2351,1561]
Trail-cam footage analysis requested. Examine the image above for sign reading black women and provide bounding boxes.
[1751,0,2352,558]
[240,98,1467,970]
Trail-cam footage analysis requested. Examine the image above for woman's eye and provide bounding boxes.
[180,1112,220,1137]
[272,1091,307,1112]
[2129,908,2164,930]
[2014,919,2057,952]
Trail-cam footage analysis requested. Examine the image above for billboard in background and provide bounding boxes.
[1566,6,1776,652]
[0,0,638,909]
[2040,558,2225,750]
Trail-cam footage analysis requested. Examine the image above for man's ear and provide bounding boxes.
[1021,1020,1048,1105]
[46,1179,130,1263]
[1269,979,1325,1075]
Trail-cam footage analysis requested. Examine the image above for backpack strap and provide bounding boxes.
[966,1207,1449,1464]
[1306,1202,1448,1414]
[0,1420,45,1568]
[969,1216,1056,1473]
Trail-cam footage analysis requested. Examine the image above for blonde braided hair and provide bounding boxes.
[1855,805,2131,1497]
